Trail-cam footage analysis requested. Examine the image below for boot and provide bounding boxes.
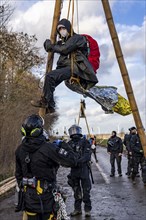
[70,210,82,216]
[85,211,91,217]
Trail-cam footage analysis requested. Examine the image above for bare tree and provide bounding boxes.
[0,3,59,180]
[0,0,14,29]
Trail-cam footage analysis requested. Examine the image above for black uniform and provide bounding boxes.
[107,135,123,176]
[129,133,144,181]
[123,133,133,176]
[15,135,78,220]
[43,18,98,109]
[89,136,98,163]
[68,135,92,213]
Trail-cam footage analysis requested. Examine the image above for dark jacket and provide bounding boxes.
[123,133,132,152]
[15,135,79,214]
[68,136,91,178]
[130,134,143,155]
[53,19,98,87]
[107,136,123,154]
[15,136,77,185]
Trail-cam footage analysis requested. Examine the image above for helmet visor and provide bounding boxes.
[68,125,82,137]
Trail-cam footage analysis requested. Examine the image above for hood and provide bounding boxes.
[57,18,72,34]
[21,135,46,153]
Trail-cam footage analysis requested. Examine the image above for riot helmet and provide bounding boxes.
[21,114,44,137]
[68,124,82,137]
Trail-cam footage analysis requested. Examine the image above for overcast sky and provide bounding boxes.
[10,0,146,135]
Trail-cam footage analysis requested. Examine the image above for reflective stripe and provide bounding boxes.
[36,180,43,194]
[48,214,54,220]
[26,211,37,216]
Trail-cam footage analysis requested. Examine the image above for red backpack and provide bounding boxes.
[82,34,100,73]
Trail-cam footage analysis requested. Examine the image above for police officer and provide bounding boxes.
[107,131,123,177]
[15,114,78,220]
[67,124,92,217]
[123,128,133,177]
[89,135,98,163]
[129,127,144,184]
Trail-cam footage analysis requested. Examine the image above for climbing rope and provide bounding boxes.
[67,0,71,20]
[53,191,70,220]
[67,0,79,86]
[76,0,79,34]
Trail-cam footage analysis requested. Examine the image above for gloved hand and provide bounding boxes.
[60,141,73,151]
[53,139,62,147]
[44,39,53,52]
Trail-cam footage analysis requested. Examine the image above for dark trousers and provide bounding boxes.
[92,149,98,162]
[43,67,71,107]
[127,153,133,175]
[131,153,144,180]
[72,177,92,212]
[110,153,122,175]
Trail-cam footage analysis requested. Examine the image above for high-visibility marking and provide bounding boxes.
[91,156,110,184]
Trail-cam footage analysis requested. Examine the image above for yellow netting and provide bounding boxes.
[113,94,132,116]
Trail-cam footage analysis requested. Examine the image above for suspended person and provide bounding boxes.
[15,114,79,220]
[31,18,99,113]
[129,127,144,184]
[67,124,92,217]
[107,131,123,177]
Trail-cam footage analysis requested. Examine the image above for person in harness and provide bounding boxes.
[15,114,79,220]
[31,18,99,113]
[67,124,92,217]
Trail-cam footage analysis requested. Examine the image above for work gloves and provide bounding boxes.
[44,39,53,52]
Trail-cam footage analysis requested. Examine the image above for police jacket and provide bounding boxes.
[129,134,143,155]
[52,19,98,87]
[68,136,91,178]
[15,135,78,185]
[123,133,132,152]
[107,136,123,153]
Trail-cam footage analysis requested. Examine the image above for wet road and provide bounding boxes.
[0,146,146,220]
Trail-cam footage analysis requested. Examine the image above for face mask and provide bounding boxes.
[60,29,68,38]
